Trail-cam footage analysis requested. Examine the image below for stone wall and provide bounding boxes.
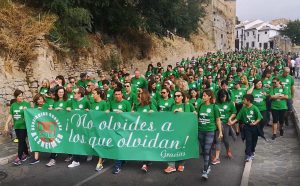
[0,1,236,105]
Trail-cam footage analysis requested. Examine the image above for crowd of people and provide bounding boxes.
[3,49,299,179]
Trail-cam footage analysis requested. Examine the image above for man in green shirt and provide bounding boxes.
[230,94,263,162]
[131,70,148,89]
[109,88,131,174]
[277,67,295,126]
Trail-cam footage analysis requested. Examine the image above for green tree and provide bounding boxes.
[280,20,300,45]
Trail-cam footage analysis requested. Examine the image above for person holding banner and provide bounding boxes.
[29,93,49,165]
[46,86,70,167]
[67,87,91,168]
[91,88,109,172]
[197,89,222,179]
[109,88,131,174]
[4,90,31,166]
[164,91,195,173]
[133,89,157,172]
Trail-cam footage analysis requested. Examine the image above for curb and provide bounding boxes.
[240,161,252,186]
[0,153,17,166]
[292,107,300,142]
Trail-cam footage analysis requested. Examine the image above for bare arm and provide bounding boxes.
[4,114,12,132]
[216,118,223,138]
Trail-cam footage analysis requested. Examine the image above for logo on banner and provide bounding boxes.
[30,112,63,149]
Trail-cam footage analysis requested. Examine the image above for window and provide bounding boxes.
[253,31,255,35]
[246,42,249,48]
[247,32,249,36]
[221,34,223,39]
[258,34,260,42]
[251,41,255,48]
[259,43,262,48]
[236,31,238,38]
[265,31,268,34]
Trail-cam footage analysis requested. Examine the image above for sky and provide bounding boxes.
[236,0,300,22]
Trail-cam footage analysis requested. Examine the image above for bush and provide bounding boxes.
[102,52,122,72]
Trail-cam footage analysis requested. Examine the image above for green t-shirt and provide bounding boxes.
[109,99,132,112]
[278,75,294,99]
[157,98,174,112]
[236,105,262,124]
[34,103,49,109]
[106,89,114,101]
[70,97,91,110]
[231,89,246,104]
[10,101,31,129]
[45,97,54,108]
[67,93,74,101]
[270,87,288,110]
[53,100,70,110]
[77,80,86,88]
[39,87,49,95]
[91,100,108,111]
[134,103,157,112]
[216,101,236,124]
[123,91,137,107]
[131,77,148,89]
[251,89,266,111]
[197,103,221,132]
[262,78,272,94]
[171,103,194,112]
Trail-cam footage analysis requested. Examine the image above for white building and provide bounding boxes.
[235,20,285,50]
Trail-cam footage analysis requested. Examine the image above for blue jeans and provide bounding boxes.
[244,125,258,156]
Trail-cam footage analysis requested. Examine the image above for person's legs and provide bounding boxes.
[244,125,252,160]
[285,99,293,126]
[251,126,259,155]
[279,110,287,136]
[203,132,215,171]
[15,129,28,160]
[271,110,279,139]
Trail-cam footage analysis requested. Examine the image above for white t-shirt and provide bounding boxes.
[291,59,295,67]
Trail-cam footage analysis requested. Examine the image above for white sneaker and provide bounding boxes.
[86,156,93,162]
[68,161,80,168]
[46,159,56,167]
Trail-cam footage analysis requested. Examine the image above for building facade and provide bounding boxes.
[235,19,289,51]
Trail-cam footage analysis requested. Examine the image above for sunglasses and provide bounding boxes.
[174,95,182,98]
[125,85,130,87]
[229,76,233,78]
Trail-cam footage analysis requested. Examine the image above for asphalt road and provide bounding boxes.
[0,136,246,186]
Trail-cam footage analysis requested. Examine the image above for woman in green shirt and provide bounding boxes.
[134,90,157,173]
[29,93,49,165]
[46,86,71,167]
[247,79,267,133]
[91,88,109,172]
[4,89,31,166]
[270,77,288,140]
[39,79,50,95]
[164,91,195,173]
[212,89,236,165]
[197,89,223,179]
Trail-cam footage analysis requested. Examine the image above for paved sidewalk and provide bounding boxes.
[248,80,300,186]
[0,135,17,165]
